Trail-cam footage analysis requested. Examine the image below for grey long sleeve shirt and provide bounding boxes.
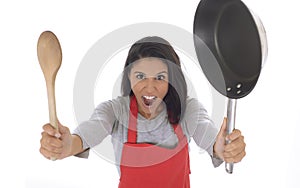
[73,96,223,174]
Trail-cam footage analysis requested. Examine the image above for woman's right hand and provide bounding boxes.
[40,122,73,160]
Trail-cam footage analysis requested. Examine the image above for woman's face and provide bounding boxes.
[129,57,169,119]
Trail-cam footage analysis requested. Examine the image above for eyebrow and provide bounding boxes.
[133,71,168,75]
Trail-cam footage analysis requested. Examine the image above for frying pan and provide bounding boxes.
[193,0,267,173]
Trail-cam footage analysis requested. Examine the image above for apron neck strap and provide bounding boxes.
[128,95,138,143]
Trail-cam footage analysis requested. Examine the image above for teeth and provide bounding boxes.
[143,96,156,100]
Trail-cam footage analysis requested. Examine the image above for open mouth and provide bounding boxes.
[142,96,157,107]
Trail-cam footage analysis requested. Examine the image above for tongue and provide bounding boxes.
[143,98,154,106]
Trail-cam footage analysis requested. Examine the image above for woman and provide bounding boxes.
[40,36,246,188]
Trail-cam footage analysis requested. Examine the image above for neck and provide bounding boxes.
[138,103,165,120]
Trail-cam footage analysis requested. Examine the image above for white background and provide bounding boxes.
[1,0,299,187]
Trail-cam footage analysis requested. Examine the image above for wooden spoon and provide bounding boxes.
[37,31,62,131]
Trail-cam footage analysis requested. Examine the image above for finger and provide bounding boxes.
[217,118,227,138]
[226,129,242,142]
[40,147,61,160]
[43,123,61,138]
[224,136,245,152]
[221,118,227,132]
[40,145,63,157]
[41,132,63,148]
[223,142,246,158]
[57,122,70,135]
[39,147,51,159]
[224,150,246,163]
[234,150,246,163]
[40,138,63,154]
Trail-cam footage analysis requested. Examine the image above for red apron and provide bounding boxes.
[118,96,190,188]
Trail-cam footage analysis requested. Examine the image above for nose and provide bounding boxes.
[144,78,157,93]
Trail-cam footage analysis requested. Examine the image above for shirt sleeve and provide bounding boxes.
[73,99,118,158]
[184,98,223,167]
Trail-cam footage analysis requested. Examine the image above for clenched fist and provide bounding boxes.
[40,122,73,160]
[213,118,246,163]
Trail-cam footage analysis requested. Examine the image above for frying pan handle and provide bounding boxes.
[225,98,237,174]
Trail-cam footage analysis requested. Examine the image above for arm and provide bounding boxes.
[72,100,120,157]
[184,98,223,167]
[40,99,120,160]
[185,99,246,166]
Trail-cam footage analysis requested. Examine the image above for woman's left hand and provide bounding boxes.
[213,118,246,163]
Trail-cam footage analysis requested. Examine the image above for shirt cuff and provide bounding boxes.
[72,132,90,159]
[207,141,224,168]
[73,127,90,151]
[211,153,224,168]
[74,148,90,158]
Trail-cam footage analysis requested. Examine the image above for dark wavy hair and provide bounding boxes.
[121,36,187,124]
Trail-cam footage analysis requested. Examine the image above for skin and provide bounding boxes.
[129,58,169,119]
[40,58,246,163]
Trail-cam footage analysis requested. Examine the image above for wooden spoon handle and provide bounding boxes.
[46,80,58,130]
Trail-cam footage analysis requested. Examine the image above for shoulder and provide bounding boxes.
[185,97,207,113]
[183,97,209,124]
[93,96,130,124]
[182,97,216,137]
[182,97,211,127]
[95,96,129,111]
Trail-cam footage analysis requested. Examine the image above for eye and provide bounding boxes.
[156,75,166,80]
[136,73,145,80]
